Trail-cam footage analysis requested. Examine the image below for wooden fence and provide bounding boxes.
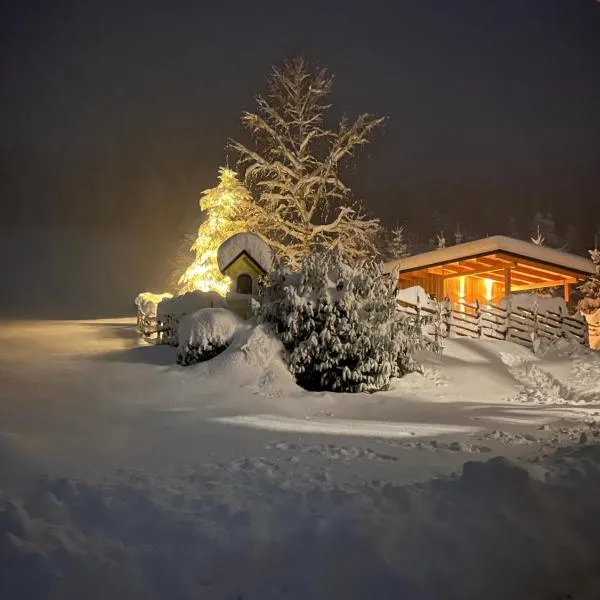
[136,312,176,344]
[138,296,590,352]
[397,297,588,349]
[136,313,158,337]
[156,315,179,346]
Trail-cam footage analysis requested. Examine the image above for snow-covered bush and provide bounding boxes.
[157,290,226,320]
[258,251,432,393]
[177,308,242,366]
[157,291,228,346]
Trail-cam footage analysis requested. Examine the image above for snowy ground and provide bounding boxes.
[1,319,600,599]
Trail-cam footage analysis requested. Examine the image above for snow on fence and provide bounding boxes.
[396,293,588,350]
[135,292,173,338]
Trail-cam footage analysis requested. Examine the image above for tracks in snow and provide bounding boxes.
[500,351,600,405]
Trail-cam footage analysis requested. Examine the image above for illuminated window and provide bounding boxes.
[236,273,253,295]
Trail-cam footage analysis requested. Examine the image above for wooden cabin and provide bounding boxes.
[385,236,595,309]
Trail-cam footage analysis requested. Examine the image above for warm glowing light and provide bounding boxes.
[484,278,493,302]
[458,276,466,312]
[178,168,250,296]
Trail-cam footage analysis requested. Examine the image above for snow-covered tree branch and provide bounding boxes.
[230,56,385,268]
[578,247,600,313]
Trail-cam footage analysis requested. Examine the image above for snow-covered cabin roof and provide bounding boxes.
[217,232,273,275]
[384,236,595,277]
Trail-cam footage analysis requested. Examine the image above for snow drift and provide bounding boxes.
[2,441,600,600]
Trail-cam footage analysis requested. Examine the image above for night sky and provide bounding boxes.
[1,0,599,314]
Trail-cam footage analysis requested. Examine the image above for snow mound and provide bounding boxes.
[156,290,226,319]
[396,285,436,309]
[192,324,297,396]
[177,308,243,364]
[217,232,273,273]
[134,292,173,318]
[500,293,568,316]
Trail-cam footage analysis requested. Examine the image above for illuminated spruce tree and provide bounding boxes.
[178,167,249,295]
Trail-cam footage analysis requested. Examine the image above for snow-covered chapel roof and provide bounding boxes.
[217,232,273,274]
[384,235,595,276]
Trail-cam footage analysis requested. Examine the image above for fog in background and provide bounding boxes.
[0,226,176,319]
[1,0,599,318]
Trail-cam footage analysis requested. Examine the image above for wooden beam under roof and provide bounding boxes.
[448,252,580,285]
[501,254,587,281]
[469,271,532,285]
[429,260,517,279]
[512,277,578,292]
[441,262,517,280]
[511,264,564,283]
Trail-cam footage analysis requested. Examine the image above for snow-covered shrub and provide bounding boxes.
[177,308,242,366]
[157,290,226,320]
[158,291,228,346]
[258,251,432,393]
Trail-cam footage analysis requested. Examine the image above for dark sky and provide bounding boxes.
[1,0,599,249]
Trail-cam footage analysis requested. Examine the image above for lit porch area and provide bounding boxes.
[386,236,595,309]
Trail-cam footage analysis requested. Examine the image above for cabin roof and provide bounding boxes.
[384,235,595,277]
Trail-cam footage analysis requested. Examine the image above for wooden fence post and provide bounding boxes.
[560,311,568,340]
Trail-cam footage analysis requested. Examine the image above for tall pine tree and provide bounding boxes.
[387,226,410,260]
[178,168,250,295]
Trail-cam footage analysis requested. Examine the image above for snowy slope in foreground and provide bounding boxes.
[1,319,600,599]
[3,433,600,600]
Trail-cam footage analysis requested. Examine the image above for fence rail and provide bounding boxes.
[136,312,177,344]
[136,313,158,337]
[397,295,588,350]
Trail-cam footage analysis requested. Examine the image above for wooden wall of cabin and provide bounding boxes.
[397,273,444,299]
[398,273,504,306]
[443,276,501,306]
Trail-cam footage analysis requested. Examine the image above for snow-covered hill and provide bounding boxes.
[1,319,600,599]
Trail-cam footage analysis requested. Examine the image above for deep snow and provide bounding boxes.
[1,318,600,599]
